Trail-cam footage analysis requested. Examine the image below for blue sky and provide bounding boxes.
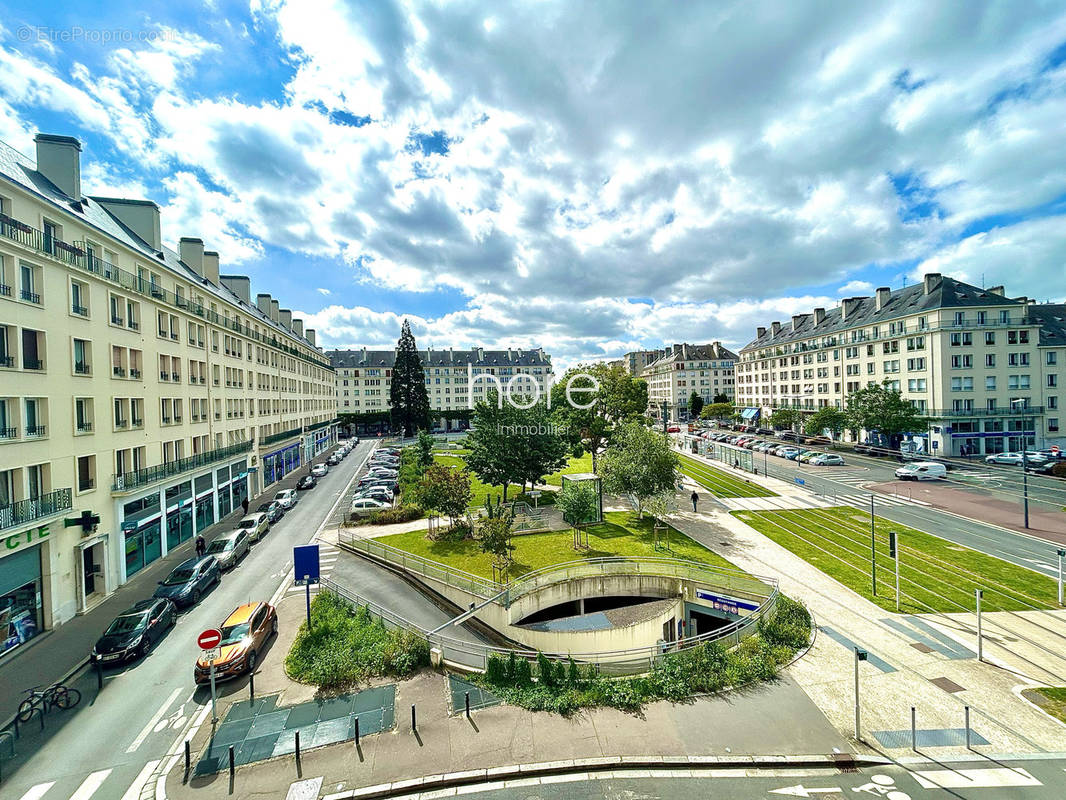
[1,1,1065,369]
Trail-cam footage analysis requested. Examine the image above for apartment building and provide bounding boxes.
[0,133,337,657]
[610,348,667,377]
[329,346,555,429]
[735,273,1063,455]
[643,342,738,422]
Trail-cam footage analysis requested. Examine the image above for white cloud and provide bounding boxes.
[838,280,875,295]
[316,287,331,295]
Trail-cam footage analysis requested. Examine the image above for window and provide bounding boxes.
[1000,310,1010,323]
[22,328,44,370]
[907,378,927,392]
[71,280,89,316]
[1049,396,1059,410]
[24,398,45,436]
[985,354,996,368]
[73,339,92,375]
[1049,418,1060,432]
[1049,374,1058,388]
[949,332,972,346]
[1048,352,1058,366]
[977,311,987,325]
[19,261,40,303]
[75,398,94,433]
[985,331,995,345]
[907,357,926,371]
[985,376,996,391]
[951,355,973,368]
[1007,375,1031,390]
[77,455,96,492]
[951,377,974,392]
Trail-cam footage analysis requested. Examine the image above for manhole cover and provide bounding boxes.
[930,676,966,694]
[910,642,934,654]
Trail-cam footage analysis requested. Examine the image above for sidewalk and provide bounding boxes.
[0,447,338,727]
[664,498,1066,758]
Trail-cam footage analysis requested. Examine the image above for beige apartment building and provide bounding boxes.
[735,273,1064,456]
[328,347,555,430]
[0,133,337,659]
[643,342,738,423]
[610,348,667,377]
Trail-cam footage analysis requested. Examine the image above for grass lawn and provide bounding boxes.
[733,506,1059,613]
[1024,687,1066,725]
[681,454,777,498]
[377,510,742,580]
[543,452,594,485]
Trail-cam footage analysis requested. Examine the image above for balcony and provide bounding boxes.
[111,440,252,492]
[171,373,180,382]
[132,417,143,427]
[115,418,128,428]
[21,288,40,304]
[174,415,182,423]
[0,427,15,439]
[111,315,124,326]
[76,421,93,432]
[113,366,126,377]
[72,304,88,316]
[128,320,140,331]
[130,368,142,379]
[170,332,179,341]
[261,426,303,446]
[0,283,10,296]
[74,362,91,375]
[158,329,168,338]
[160,371,170,381]
[26,425,46,437]
[0,488,72,531]
[928,406,1046,419]
[199,376,206,384]
[22,358,43,370]
[78,477,95,492]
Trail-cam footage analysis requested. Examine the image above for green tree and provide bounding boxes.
[511,399,569,492]
[599,422,680,517]
[803,407,848,438]
[477,512,516,582]
[416,429,434,470]
[552,363,649,473]
[414,463,473,529]
[700,402,734,421]
[845,383,931,443]
[688,391,704,419]
[712,393,730,404]
[389,319,431,437]
[769,408,803,431]
[557,479,599,550]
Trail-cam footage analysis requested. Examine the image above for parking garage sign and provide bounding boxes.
[293,544,320,585]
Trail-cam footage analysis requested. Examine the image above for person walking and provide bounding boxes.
[241,496,250,517]
[195,535,206,558]
[690,490,699,512]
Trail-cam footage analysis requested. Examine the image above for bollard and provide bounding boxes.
[249,672,255,705]
[965,706,971,749]
[295,730,301,760]
[354,716,360,747]
[96,659,103,690]
[911,706,917,751]
[465,691,470,718]
[228,745,234,776]
[411,704,417,733]
[184,740,191,775]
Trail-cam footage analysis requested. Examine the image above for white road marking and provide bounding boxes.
[769,785,842,797]
[68,770,112,800]
[17,783,55,800]
[126,687,183,752]
[913,767,1041,789]
[120,760,161,800]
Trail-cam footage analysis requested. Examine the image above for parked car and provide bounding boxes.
[807,436,833,446]
[206,530,251,570]
[327,454,342,466]
[985,451,1048,466]
[256,501,284,524]
[777,446,800,459]
[666,425,681,433]
[194,602,277,684]
[350,497,391,513]
[369,458,399,468]
[92,598,176,664]
[356,486,394,502]
[274,489,298,509]
[153,556,220,607]
[798,450,820,463]
[235,513,270,542]
[310,464,329,478]
[809,453,845,466]
[779,431,798,442]
[895,462,947,481]
[368,467,398,477]
[296,475,317,490]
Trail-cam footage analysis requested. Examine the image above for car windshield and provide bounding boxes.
[237,519,255,528]
[257,504,273,513]
[163,568,195,585]
[207,539,233,553]
[105,613,148,635]
[220,622,251,646]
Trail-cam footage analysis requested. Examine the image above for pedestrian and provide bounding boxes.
[691,490,699,512]
[241,497,249,516]
[734,458,740,469]
[195,535,206,558]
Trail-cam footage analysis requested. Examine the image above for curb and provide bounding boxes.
[320,754,889,800]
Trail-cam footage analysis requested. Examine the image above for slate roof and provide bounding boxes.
[327,348,553,369]
[0,137,316,353]
[645,342,739,371]
[740,276,1028,351]
[1026,304,1066,348]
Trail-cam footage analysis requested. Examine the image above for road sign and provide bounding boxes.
[1053,445,1061,454]
[202,647,221,663]
[293,544,320,585]
[197,628,222,650]
[794,477,805,486]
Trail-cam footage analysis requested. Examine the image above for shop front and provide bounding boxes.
[263,442,301,488]
[1,536,45,660]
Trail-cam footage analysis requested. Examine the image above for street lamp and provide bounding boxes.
[1057,549,1065,606]
[1010,398,1030,529]
[854,647,868,740]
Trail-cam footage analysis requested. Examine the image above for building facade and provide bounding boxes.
[329,347,554,429]
[643,342,738,422]
[735,274,1063,455]
[611,348,667,377]
[0,133,337,660]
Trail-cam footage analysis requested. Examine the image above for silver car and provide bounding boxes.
[206,530,250,570]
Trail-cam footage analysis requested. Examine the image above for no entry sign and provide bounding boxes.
[197,628,222,650]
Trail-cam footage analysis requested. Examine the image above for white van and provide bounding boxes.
[894,461,947,481]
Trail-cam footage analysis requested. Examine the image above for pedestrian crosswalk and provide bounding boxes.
[833,491,925,508]
[15,759,158,800]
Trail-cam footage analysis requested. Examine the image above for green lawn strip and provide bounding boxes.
[680,454,776,498]
[543,452,594,485]
[733,508,1058,613]
[1024,687,1066,724]
[377,510,743,581]
[804,506,1057,610]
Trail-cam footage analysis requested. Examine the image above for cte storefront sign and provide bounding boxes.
[4,525,49,552]
[694,589,759,616]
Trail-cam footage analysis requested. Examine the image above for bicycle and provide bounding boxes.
[17,682,82,722]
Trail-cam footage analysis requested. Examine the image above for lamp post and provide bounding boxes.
[1057,549,1065,607]
[1010,398,1031,529]
[854,648,868,740]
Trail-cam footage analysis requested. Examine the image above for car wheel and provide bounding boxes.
[192,588,201,604]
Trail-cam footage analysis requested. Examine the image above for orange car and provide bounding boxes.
[194,601,277,684]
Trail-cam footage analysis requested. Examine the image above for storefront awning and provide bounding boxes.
[741,408,760,419]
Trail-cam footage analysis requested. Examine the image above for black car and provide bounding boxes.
[153,556,221,607]
[296,475,317,490]
[92,598,175,664]
[257,500,284,523]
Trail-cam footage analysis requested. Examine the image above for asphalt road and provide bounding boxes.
[443,757,1066,800]
[1,438,376,800]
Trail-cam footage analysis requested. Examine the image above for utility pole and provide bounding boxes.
[890,530,900,612]
[1011,398,1030,528]
[1057,549,1065,606]
[870,494,877,597]
[854,648,867,740]
[975,588,983,661]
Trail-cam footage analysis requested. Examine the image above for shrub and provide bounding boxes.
[362,505,424,525]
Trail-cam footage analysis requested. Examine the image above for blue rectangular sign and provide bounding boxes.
[694,589,760,614]
[293,544,320,585]
[794,477,805,486]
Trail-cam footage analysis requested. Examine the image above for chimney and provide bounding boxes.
[305,329,316,347]
[202,251,220,286]
[813,308,825,325]
[923,272,942,295]
[1014,296,1028,306]
[93,197,161,250]
[876,286,891,311]
[987,285,1005,296]
[757,326,767,338]
[269,299,280,322]
[293,319,304,337]
[256,293,272,316]
[220,275,251,305]
[179,238,205,277]
[770,321,781,336]
[279,309,292,330]
[361,346,367,361]
[477,347,484,361]
[791,313,808,330]
[34,133,82,199]
[841,296,865,321]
